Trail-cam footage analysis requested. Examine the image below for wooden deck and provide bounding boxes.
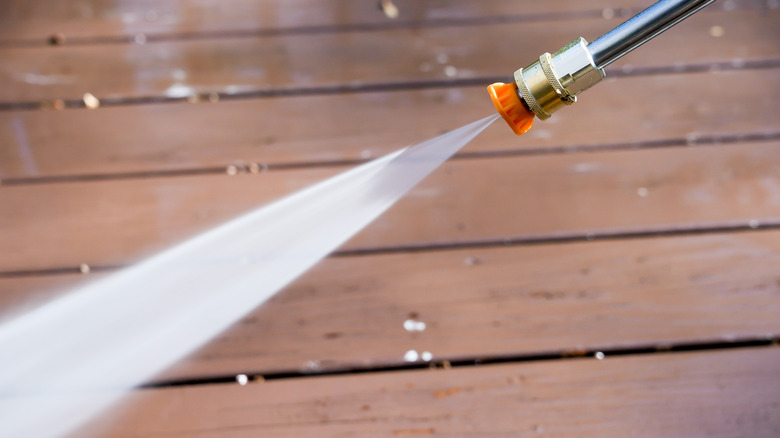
[1,0,779,436]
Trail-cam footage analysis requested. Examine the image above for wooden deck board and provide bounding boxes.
[1,68,778,179]
[3,140,780,272]
[0,0,660,43]
[65,347,780,437]
[1,7,775,102]
[5,230,779,381]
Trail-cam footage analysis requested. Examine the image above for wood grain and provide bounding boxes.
[1,8,776,102]
[0,0,660,43]
[64,347,780,437]
[3,140,780,272]
[1,68,778,179]
[2,229,779,381]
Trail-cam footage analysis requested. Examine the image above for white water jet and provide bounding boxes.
[0,115,497,437]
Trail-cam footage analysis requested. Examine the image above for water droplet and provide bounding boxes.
[586,233,595,241]
[621,64,634,74]
[637,187,649,197]
[709,25,724,38]
[379,0,399,19]
[601,8,615,19]
[304,360,321,370]
[164,84,195,99]
[236,374,248,385]
[403,319,426,332]
[444,66,457,78]
[748,219,759,229]
[226,165,239,176]
[83,93,100,109]
[595,351,605,360]
[436,53,449,64]
[722,0,736,10]
[208,92,220,103]
[79,264,91,274]
[360,150,373,159]
[134,33,147,44]
[404,350,419,362]
[421,351,433,361]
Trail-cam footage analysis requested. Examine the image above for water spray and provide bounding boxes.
[0,117,497,438]
[488,0,717,134]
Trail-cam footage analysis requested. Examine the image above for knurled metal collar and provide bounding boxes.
[539,52,576,105]
[514,68,551,120]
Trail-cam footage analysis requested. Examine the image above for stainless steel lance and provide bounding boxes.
[487,0,718,135]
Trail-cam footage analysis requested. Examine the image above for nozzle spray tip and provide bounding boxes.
[486,82,534,136]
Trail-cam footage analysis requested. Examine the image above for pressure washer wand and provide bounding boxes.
[488,0,717,135]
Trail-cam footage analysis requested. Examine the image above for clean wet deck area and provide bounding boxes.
[1,0,779,436]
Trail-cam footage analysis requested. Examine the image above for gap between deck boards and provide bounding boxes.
[0,56,777,112]
[2,218,778,278]
[140,335,780,389]
[2,129,778,186]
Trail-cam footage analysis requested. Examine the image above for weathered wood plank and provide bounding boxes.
[67,348,780,437]
[1,69,778,179]
[0,0,660,43]
[3,230,779,381]
[2,140,779,272]
[1,8,775,102]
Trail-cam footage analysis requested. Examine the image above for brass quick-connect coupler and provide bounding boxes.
[514,37,606,120]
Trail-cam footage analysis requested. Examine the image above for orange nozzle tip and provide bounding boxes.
[487,82,534,136]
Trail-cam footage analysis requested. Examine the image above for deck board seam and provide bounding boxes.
[2,219,779,278]
[2,130,778,186]
[138,336,779,390]
[0,56,777,112]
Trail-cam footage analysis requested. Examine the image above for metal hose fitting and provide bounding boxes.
[514,37,605,120]
[489,0,716,134]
